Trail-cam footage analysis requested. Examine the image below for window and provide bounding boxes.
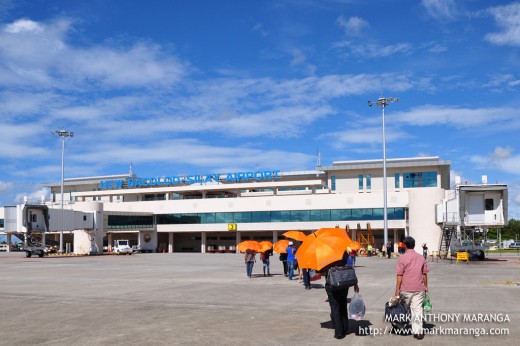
[331,176,336,191]
[485,199,494,211]
[358,175,363,190]
[394,173,400,188]
[366,174,371,190]
[403,171,437,188]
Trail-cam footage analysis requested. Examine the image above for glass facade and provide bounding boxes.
[395,173,400,188]
[403,171,437,188]
[156,207,406,225]
[108,215,154,229]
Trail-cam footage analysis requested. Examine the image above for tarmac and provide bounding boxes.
[0,251,519,346]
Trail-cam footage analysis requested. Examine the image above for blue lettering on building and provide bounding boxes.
[99,170,281,190]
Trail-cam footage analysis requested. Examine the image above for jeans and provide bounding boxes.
[350,255,356,267]
[287,261,294,279]
[246,261,254,277]
[262,259,270,275]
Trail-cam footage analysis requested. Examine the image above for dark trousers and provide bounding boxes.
[325,284,349,338]
[303,268,311,288]
[387,249,392,258]
[282,261,288,276]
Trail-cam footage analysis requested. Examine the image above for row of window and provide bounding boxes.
[108,215,154,229]
[155,208,406,225]
[352,171,438,190]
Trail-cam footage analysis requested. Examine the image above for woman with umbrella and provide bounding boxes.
[238,241,261,279]
[274,239,289,277]
[296,228,360,339]
[244,249,256,278]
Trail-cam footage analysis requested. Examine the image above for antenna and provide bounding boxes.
[316,148,321,177]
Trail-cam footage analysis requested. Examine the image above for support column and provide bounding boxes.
[108,233,113,251]
[201,232,206,254]
[42,232,46,251]
[6,233,12,253]
[236,231,242,253]
[272,230,278,244]
[168,232,174,253]
[393,229,398,253]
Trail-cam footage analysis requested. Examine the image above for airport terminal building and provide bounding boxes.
[26,156,454,254]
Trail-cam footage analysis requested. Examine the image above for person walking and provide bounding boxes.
[386,241,392,259]
[422,243,428,260]
[395,236,430,340]
[286,241,296,280]
[244,249,256,278]
[302,268,311,289]
[381,243,386,258]
[279,252,288,276]
[349,247,357,267]
[322,251,360,339]
[398,241,405,255]
[260,249,271,276]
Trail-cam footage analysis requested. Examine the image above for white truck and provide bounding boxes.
[112,239,133,255]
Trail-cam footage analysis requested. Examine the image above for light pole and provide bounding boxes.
[51,129,74,253]
[368,97,398,246]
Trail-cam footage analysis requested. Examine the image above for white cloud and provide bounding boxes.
[288,48,316,75]
[0,18,187,89]
[421,0,459,21]
[320,126,409,150]
[334,41,412,58]
[5,18,43,33]
[391,105,518,128]
[470,146,520,175]
[485,2,520,47]
[336,15,369,36]
[0,180,13,194]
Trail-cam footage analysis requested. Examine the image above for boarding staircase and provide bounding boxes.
[439,226,455,258]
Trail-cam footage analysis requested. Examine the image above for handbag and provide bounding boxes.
[326,265,358,290]
[385,298,410,328]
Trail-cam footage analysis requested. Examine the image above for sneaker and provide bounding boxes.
[298,279,302,283]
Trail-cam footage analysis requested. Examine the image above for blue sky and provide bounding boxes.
[0,0,519,218]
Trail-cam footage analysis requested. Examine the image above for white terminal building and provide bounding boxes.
[0,156,508,255]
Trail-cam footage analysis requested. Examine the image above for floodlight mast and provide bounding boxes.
[51,130,74,253]
[367,97,398,247]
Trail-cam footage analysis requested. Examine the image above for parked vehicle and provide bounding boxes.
[112,240,133,254]
[509,242,520,249]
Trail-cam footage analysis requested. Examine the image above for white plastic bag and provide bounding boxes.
[349,292,365,320]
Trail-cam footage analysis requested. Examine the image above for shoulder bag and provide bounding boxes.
[327,265,358,290]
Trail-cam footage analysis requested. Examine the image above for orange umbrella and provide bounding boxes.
[274,239,290,253]
[237,240,261,253]
[283,230,307,242]
[313,228,353,242]
[295,228,352,270]
[258,241,273,253]
[350,241,361,251]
